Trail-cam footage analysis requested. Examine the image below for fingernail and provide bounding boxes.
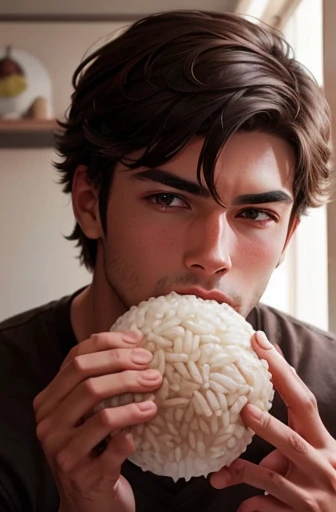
[123,330,142,343]
[131,348,152,365]
[256,331,273,350]
[138,369,161,383]
[137,400,156,412]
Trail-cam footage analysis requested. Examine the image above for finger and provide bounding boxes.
[252,331,329,447]
[97,430,135,474]
[241,403,335,482]
[48,369,162,428]
[54,401,157,474]
[259,450,290,476]
[35,346,153,422]
[61,330,143,369]
[64,431,136,491]
[273,343,284,357]
[34,331,142,413]
[211,458,305,510]
[236,494,290,512]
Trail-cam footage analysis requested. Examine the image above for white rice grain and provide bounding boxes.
[205,389,221,413]
[199,417,211,435]
[174,362,192,380]
[187,362,203,384]
[230,396,248,415]
[211,372,238,391]
[193,390,213,417]
[210,379,227,394]
[183,329,193,354]
[164,397,190,407]
[188,431,196,450]
[173,337,183,354]
[165,353,189,363]
[108,291,274,481]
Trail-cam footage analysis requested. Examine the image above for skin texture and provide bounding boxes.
[210,332,336,512]
[34,131,336,511]
[71,132,297,337]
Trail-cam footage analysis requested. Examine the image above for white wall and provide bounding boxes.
[0,149,90,319]
[0,22,126,320]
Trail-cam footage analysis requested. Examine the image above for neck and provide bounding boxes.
[70,256,127,343]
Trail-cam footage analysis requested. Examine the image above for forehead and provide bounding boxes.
[164,132,294,191]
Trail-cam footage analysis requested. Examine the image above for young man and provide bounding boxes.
[1,9,336,512]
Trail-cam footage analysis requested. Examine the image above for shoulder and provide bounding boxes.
[0,294,77,388]
[0,300,60,338]
[250,302,336,369]
[250,303,336,434]
[251,302,336,345]
[248,302,336,387]
[0,299,66,362]
[0,292,77,350]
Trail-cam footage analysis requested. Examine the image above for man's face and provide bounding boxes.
[98,131,296,318]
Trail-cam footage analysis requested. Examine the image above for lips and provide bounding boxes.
[173,287,238,310]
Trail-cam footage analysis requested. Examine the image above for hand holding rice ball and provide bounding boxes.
[100,292,274,481]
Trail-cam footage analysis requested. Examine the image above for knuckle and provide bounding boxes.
[35,419,50,443]
[97,408,115,428]
[266,468,283,487]
[56,450,73,475]
[71,354,87,375]
[110,349,122,363]
[90,332,102,347]
[300,390,318,412]
[230,459,246,482]
[64,346,77,363]
[288,431,308,454]
[328,473,336,493]
[83,378,99,400]
[302,496,320,512]
[32,394,41,413]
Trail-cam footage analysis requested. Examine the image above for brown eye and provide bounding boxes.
[147,193,189,209]
[153,194,177,206]
[239,209,276,222]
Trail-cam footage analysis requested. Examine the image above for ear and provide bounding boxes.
[72,165,103,240]
[277,215,300,267]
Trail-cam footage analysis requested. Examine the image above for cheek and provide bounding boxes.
[237,235,285,270]
[111,210,182,256]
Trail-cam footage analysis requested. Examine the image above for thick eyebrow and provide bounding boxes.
[233,191,293,205]
[131,169,210,197]
[131,169,293,205]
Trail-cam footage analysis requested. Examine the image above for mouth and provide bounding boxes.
[173,287,238,311]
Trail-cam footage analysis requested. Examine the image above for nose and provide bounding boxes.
[183,212,233,277]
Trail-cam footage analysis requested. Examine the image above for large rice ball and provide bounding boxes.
[104,292,274,481]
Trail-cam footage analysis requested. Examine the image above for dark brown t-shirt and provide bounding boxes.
[0,292,335,511]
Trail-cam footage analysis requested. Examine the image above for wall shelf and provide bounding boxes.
[0,119,59,148]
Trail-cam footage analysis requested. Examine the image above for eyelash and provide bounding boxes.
[238,208,278,224]
[146,193,190,210]
[145,192,278,224]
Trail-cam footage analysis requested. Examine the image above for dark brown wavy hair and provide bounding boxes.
[55,10,331,270]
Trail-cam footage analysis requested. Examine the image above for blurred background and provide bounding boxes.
[0,0,335,333]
